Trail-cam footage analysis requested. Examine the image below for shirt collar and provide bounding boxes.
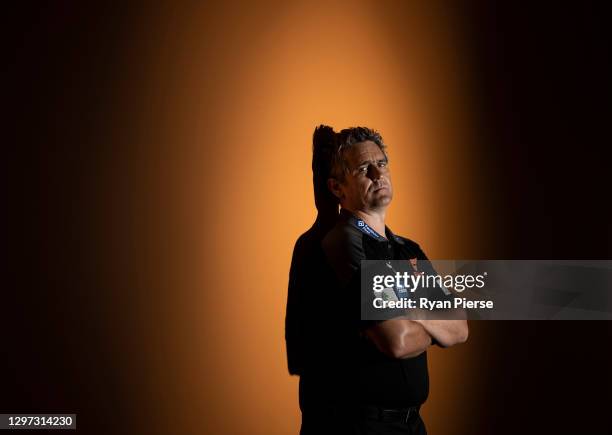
[340,208,401,243]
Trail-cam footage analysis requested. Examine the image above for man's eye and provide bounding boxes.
[358,166,368,173]
[378,161,388,168]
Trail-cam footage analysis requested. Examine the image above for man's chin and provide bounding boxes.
[370,193,392,208]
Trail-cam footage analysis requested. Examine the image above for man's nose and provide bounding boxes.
[368,164,383,180]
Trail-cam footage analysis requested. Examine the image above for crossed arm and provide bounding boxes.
[322,233,468,359]
[365,317,468,359]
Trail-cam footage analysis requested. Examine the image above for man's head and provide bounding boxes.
[326,126,392,213]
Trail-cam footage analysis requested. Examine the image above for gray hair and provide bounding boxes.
[330,126,387,180]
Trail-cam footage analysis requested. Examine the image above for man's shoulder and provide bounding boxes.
[319,219,365,286]
[321,217,363,254]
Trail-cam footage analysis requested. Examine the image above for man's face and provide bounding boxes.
[330,140,393,212]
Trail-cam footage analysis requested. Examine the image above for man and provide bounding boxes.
[293,125,468,435]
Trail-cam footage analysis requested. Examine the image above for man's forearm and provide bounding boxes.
[365,318,432,359]
[413,319,469,347]
[395,320,433,358]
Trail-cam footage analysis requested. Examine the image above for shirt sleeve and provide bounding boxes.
[408,242,454,304]
[410,244,457,347]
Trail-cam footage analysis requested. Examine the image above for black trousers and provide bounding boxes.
[300,407,427,435]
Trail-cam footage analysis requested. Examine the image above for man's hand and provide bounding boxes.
[402,306,469,348]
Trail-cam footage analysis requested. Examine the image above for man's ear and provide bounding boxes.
[327,177,343,200]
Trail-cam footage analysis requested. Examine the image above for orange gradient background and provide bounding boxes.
[89,2,492,434]
[9,2,612,435]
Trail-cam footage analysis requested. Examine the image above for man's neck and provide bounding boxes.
[351,208,387,238]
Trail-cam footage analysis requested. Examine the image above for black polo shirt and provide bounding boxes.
[319,208,430,408]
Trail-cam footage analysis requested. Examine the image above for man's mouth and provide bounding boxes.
[371,184,388,192]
